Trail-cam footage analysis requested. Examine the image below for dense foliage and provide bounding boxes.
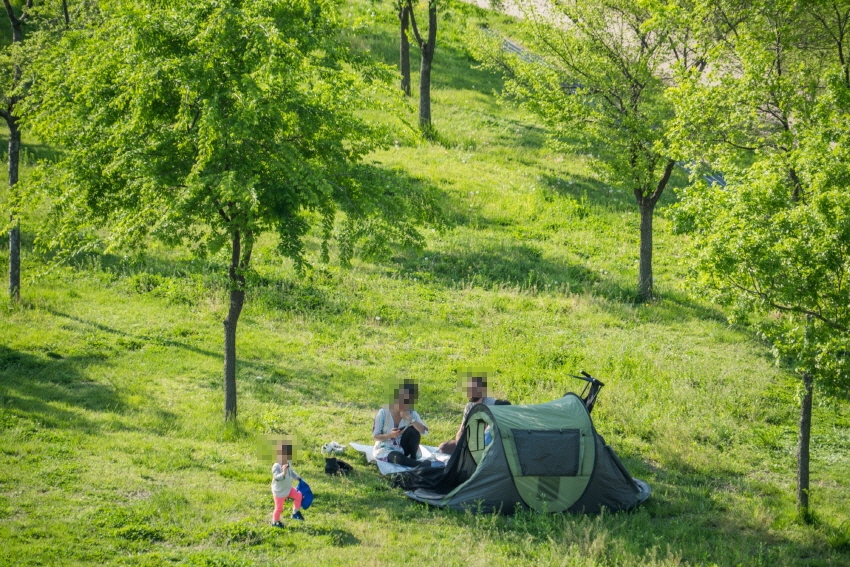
[669,0,850,399]
[668,0,850,517]
[20,0,441,417]
[469,0,710,301]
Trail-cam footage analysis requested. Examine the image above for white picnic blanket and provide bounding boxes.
[349,442,449,475]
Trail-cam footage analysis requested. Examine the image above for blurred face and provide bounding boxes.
[278,446,292,463]
[466,379,486,402]
[396,388,416,410]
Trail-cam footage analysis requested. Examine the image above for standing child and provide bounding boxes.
[271,441,304,527]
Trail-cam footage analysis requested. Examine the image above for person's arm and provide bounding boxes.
[290,467,301,481]
[372,408,403,441]
[454,402,473,441]
[272,463,286,481]
[405,410,428,434]
[374,430,402,441]
[454,421,464,441]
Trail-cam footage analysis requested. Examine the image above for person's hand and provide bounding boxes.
[400,409,413,421]
[282,464,290,474]
[390,428,403,438]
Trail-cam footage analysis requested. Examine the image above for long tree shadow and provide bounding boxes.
[396,239,605,294]
[0,344,125,433]
[46,308,224,361]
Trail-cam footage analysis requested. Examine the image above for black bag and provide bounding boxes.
[325,457,353,476]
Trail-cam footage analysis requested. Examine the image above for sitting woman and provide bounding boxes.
[372,379,429,468]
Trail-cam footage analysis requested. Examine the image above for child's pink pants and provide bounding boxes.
[273,487,302,522]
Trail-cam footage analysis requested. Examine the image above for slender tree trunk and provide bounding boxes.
[633,159,674,302]
[3,0,28,302]
[418,2,437,129]
[223,230,245,421]
[796,371,813,521]
[419,47,432,127]
[399,3,411,96]
[62,0,69,25]
[637,198,655,302]
[8,120,20,301]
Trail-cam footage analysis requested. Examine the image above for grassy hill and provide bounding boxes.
[0,1,848,565]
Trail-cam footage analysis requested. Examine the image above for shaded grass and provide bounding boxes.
[0,1,848,566]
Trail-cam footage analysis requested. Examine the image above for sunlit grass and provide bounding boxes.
[0,1,848,566]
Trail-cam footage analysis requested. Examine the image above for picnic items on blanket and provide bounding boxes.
[296,478,314,510]
[349,442,448,475]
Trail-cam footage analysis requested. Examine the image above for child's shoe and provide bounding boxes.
[271,521,284,528]
[291,510,304,521]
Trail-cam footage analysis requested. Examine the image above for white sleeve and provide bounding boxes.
[372,408,388,437]
[412,411,428,435]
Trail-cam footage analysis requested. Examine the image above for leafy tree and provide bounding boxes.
[469,0,711,301]
[669,0,850,519]
[22,0,439,420]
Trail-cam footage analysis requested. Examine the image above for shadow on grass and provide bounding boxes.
[0,344,124,432]
[396,239,608,295]
[46,308,224,360]
[540,171,635,214]
[296,525,361,547]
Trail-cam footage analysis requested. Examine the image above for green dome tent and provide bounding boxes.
[402,393,651,514]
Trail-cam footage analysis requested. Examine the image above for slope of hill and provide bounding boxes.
[0,2,847,565]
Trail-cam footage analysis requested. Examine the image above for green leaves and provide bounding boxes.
[670,0,850,395]
[21,0,431,268]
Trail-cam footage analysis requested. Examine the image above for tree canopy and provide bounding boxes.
[668,0,850,517]
[22,0,441,418]
[669,0,850,396]
[470,0,710,301]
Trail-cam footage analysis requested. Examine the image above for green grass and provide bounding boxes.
[0,1,849,565]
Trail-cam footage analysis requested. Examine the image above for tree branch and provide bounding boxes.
[728,279,849,333]
[406,0,423,48]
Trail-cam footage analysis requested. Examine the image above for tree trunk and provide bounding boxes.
[633,159,674,303]
[3,1,25,302]
[8,219,19,301]
[223,230,245,421]
[418,2,437,129]
[419,49,432,127]
[637,198,655,302]
[8,119,20,300]
[399,3,411,96]
[796,371,813,521]
[5,101,21,304]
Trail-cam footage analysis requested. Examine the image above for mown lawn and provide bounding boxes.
[0,1,848,565]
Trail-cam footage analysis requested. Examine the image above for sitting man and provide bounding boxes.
[438,372,504,455]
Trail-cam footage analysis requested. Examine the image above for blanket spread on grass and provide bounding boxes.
[349,442,449,475]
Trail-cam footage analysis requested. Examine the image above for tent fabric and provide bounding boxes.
[399,393,650,515]
[488,395,596,512]
[405,416,524,514]
[566,432,639,513]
